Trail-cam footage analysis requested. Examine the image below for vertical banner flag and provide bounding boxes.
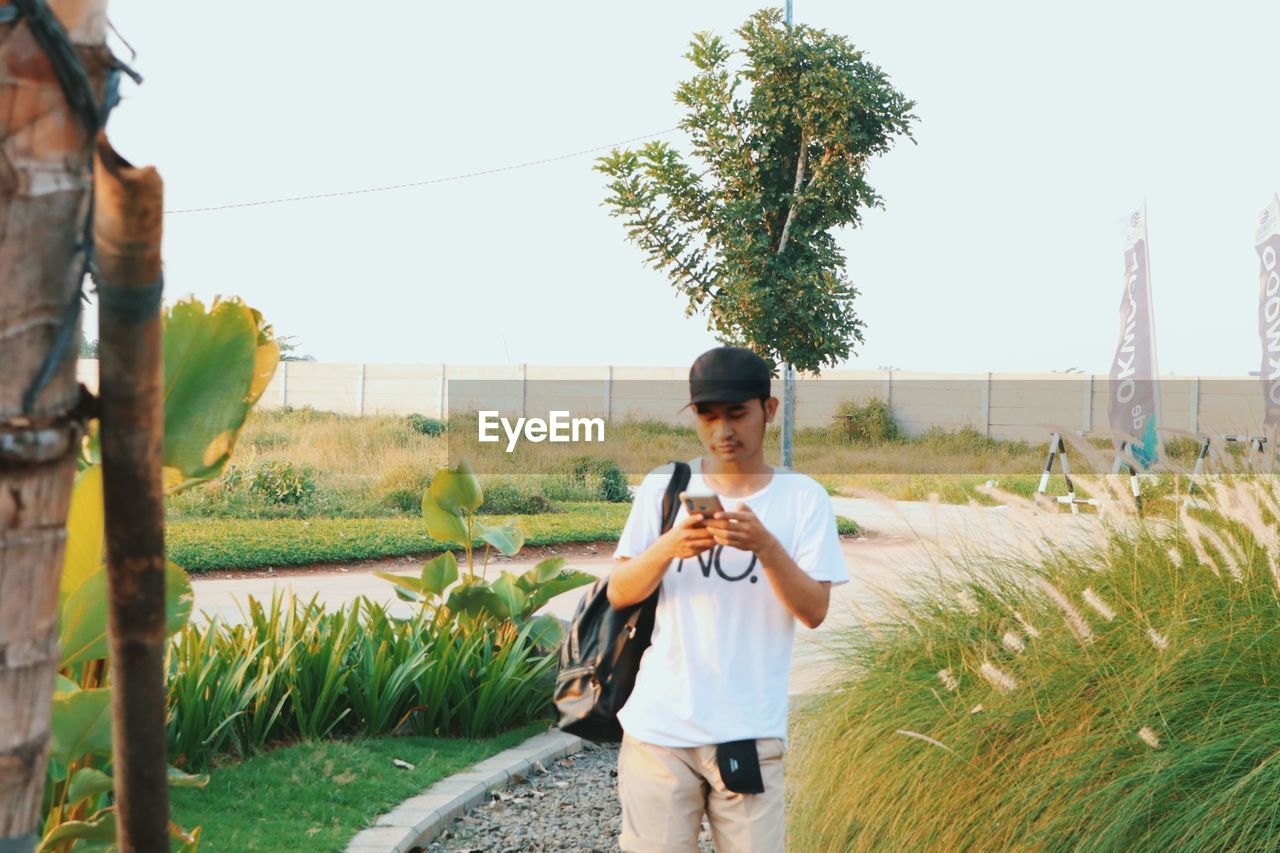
[1256,195,1280,430]
[1108,205,1161,469]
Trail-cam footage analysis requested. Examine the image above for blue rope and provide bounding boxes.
[98,275,165,326]
[0,832,38,853]
[12,0,100,135]
[14,1,140,415]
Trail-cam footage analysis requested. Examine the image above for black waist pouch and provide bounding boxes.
[715,739,765,794]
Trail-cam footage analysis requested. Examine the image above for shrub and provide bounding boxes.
[479,479,554,515]
[789,477,1280,850]
[406,413,446,436]
[168,475,386,521]
[263,404,336,425]
[382,488,422,514]
[377,462,434,514]
[554,455,633,503]
[915,424,1029,457]
[831,397,901,444]
[240,460,316,505]
[537,476,605,504]
[249,430,291,451]
[222,460,316,504]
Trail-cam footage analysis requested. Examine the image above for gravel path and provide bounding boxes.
[424,742,715,852]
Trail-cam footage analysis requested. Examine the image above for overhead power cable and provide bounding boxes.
[164,127,679,215]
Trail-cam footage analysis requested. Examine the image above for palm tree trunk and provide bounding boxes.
[0,2,109,849]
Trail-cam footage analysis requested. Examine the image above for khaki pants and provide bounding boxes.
[617,733,786,852]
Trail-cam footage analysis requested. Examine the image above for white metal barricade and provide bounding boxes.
[1036,432,1144,514]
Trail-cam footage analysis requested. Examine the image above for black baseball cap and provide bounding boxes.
[687,346,773,405]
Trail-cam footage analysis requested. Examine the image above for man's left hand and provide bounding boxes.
[705,504,779,555]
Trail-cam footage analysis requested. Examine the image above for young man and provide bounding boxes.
[608,346,849,852]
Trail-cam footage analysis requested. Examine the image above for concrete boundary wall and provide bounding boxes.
[74,361,1271,442]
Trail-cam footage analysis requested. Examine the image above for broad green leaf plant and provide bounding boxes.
[45,297,275,852]
[375,459,595,647]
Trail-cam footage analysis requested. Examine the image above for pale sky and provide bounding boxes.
[90,0,1280,376]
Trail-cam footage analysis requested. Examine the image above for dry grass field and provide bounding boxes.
[169,404,1225,523]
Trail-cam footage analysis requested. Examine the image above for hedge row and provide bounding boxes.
[169,505,859,572]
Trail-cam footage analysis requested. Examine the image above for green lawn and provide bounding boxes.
[171,724,547,851]
[168,504,860,572]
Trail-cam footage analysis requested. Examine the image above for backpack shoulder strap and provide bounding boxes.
[660,461,692,534]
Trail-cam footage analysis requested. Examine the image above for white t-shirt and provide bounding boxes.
[613,458,849,748]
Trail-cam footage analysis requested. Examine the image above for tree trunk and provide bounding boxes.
[0,2,109,849]
[94,134,167,853]
[777,131,808,468]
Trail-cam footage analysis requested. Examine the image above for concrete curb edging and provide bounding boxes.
[346,729,584,853]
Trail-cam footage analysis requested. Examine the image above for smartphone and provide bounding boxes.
[680,491,725,526]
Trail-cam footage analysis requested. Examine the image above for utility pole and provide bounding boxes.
[780,0,796,469]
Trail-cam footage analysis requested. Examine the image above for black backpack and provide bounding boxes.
[552,461,690,742]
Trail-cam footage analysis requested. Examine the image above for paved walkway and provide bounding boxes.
[189,496,1100,695]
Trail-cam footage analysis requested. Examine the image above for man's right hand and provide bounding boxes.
[609,513,716,610]
[663,513,717,559]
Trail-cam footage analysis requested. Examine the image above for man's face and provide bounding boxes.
[692,397,778,463]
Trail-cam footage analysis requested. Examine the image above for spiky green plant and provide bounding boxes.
[166,592,556,770]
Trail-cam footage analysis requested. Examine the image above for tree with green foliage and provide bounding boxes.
[79,329,99,359]
[597,7,916,376]
[277,334,316,362]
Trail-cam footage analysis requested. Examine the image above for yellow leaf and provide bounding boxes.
[249,332,280,406]
[61,466,103,598]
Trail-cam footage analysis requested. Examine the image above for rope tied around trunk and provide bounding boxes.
[97,275,164,326]
[10,0,146,415]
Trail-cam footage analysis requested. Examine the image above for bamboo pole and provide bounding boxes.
[0,3,108,850]
[93,133,167,853]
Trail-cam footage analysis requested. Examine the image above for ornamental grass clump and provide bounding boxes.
[790,475,1280,851]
